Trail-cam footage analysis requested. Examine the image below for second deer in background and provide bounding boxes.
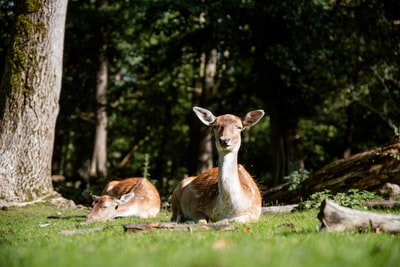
[170,106,265,223]
[84,177,161,222]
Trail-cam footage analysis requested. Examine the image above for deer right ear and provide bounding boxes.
[92,195,100,201]
[242,110,265,128]
[193,106,217,126]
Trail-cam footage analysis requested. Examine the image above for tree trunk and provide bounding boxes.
[189,49,219,175]
[0,0,68,203]
[263,139,400,204]
[343,104,355,159]
[88,0,109,181]
[88,49,108,181]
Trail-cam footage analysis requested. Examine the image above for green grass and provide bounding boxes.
[1,203,399,267]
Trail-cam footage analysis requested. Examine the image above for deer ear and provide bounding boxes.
[117,192,135,205]
[242,110,265,128]
[193,106,217,126]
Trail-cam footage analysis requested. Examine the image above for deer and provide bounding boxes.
[84,178,161,223]
[170,106,265,224]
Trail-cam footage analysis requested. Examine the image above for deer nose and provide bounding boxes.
[219,137,230,145]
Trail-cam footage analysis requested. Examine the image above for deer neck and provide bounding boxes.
[217,151,242,206]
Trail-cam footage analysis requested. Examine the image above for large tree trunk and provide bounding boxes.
[0,0,68,203]
[263,139,400,204]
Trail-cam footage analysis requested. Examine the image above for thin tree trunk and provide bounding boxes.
[189,49,219,175]
[89,49,108,180]
[196,49,219,175]
[0,0,68,203]
[343,104,355,159]
[88,0,108,181]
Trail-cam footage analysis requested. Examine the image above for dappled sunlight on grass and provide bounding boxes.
[1,203,399,267]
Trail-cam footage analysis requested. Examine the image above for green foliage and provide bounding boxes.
[1,203,400,267]
[284,169,310,191]
[298,189,384,210]
[2,0,399,200]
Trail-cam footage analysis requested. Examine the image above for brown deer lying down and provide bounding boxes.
[84,178,161,222]
[170,106,264,224]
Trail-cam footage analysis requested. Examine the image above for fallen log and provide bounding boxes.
[124,221,236,233]
[318,200,400,233]
[263,139,400,204]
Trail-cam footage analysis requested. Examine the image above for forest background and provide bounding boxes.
[0,0,399,204]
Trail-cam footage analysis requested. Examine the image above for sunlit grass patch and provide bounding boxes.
[1,203,399,267]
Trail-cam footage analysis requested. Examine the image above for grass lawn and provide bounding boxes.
[0,202,399,267]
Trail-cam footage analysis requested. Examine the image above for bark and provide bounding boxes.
[318,200,400,233]
[0,0,68,203]
[88,49,108,180]
[189,49,220,175]
[343,104,355,159]
[197,49,218,174]
[88,0,109,181]
[263,139,400,204]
